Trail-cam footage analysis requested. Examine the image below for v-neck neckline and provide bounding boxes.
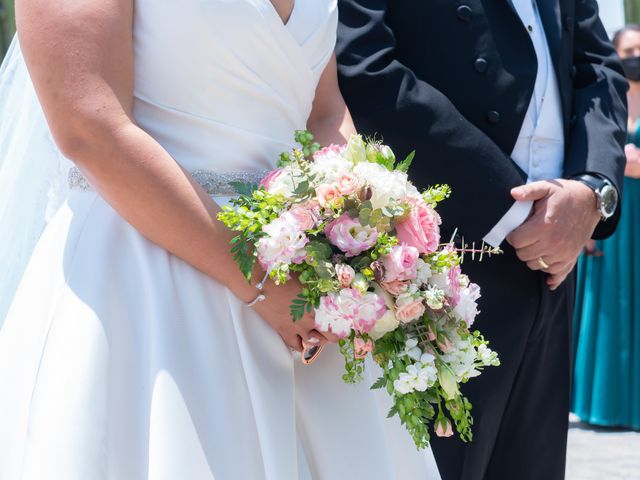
[267,0,297,27]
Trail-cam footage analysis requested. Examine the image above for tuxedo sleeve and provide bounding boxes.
[564,0,628,239]
[335,0,526,242]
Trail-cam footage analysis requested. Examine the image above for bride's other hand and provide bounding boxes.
[252,276,339,351]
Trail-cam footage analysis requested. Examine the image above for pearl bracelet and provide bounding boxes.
[246,272,270,308]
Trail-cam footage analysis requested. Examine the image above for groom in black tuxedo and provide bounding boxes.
[337,1,627,478]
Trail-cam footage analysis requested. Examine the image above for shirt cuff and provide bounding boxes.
[482,200,534,248]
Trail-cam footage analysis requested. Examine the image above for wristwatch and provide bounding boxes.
[572,174,618,221]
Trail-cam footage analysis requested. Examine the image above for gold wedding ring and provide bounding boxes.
[537,257,550,270]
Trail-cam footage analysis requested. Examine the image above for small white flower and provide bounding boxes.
[424,285,445,310]
[394,375,415,395]
[394,363,438,395]
[420,352,436,366]
[415,259,432,286]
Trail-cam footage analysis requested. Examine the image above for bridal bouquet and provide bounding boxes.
[218,131,500,449]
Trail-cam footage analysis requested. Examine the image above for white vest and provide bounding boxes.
[484,0,565,247]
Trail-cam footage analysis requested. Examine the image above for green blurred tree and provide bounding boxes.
[627,0,640,24]
[1,0,15,57]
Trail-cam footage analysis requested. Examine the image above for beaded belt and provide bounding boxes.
[68,166,267,197]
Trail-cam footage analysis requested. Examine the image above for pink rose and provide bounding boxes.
[396,197,441,254]
[289,204,317,231]
[316,184,341,208]
[382,245,419,282]
[336,173,360,195]
[335,264,356,288]
[326,214,378,257]
[259,168,284,191]
[395,300,426,324]
[313,144,346,161]
[354,337,373,359]
[380,279,409,296]
[435,418,454,438]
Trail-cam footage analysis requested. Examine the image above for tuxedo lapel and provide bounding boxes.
[534,0,562,71]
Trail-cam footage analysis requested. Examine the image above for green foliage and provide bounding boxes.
[395,150,415,173]
[0,0,15,58]
[290,294,314,323]
[230,181,259,197]
[422,184,452,208]
[217,188,284,281]
[339,336,367,384]
[228,234,256,282]
[294,130,321,159]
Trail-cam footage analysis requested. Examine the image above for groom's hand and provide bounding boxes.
[506,179,601,290]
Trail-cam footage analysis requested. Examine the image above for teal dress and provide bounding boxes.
[572,125,640,429]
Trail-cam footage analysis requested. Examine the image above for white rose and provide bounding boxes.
[310,153,353,184]
[267,167,304,196]
[353,162,411,210]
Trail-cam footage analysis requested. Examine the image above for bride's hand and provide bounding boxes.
[251,277,339,352]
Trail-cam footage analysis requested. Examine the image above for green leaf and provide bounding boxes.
[396,150,415,173]
[387,404,399,419]
[370,376,386,390]
[293,180,310,195]
[230,181,259,196]
[359,208,372,226]
[290,293,313,323]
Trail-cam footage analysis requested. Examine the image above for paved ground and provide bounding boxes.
[566,414,640,480]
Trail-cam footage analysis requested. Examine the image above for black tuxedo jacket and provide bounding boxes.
[336,0,628,241]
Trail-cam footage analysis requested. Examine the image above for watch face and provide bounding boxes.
[600,185,618,218]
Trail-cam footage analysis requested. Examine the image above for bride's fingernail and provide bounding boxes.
[306,337,320,345]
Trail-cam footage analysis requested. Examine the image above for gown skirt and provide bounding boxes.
[0,0,441,478]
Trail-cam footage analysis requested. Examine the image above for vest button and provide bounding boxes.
[474,58,488,73]
[456,5,472,22]
[486,110,501,125]
[570,65,577,79]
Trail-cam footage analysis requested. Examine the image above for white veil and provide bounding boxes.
[0,37,73,326]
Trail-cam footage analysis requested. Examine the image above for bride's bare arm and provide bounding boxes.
[307,55,357,145]
[16,0,331,349]
[16,0,257,300]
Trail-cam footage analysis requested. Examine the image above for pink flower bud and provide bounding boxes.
[435,418,454,438]
[335,264,356,288]
[353,337,373,359]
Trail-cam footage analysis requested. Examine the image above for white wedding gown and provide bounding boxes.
[0,1,441,479]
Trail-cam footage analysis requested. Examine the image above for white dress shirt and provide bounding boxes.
[483,0,565,247]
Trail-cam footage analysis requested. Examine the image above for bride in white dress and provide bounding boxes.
[0,0,441,478]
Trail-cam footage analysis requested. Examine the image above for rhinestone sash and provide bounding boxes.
[68,166,267,197]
